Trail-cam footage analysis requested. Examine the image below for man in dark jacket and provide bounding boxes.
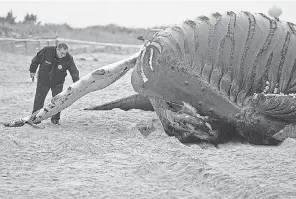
[29,43,80,125]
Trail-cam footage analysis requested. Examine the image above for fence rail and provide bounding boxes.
[0,38,57,42]
[0,37,142,55]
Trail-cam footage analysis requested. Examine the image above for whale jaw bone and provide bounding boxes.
[23,52,140,124]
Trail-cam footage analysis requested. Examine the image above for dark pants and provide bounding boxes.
[32,82,63,121]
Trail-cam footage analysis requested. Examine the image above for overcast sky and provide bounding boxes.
[0,0,294,28]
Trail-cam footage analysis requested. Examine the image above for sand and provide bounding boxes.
[0,52,296,199]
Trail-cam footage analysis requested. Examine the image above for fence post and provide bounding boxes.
[38,39,41,50]
[25,40,28,54]
[55,32,58,46]
[11,41,15,53]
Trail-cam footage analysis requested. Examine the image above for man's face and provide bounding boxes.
[57,47,68,58]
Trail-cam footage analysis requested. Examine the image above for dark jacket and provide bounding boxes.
[29,46,80,87]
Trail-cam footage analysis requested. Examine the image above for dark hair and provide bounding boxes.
[57,43,68,50]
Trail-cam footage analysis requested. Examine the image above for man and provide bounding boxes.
[29,43,80,125]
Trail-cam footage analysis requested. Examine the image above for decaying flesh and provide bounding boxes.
[4,11,296,145]
[130,11,296,145]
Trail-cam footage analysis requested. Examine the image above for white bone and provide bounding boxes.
[150,41,162,53]
[205,122,212,130]
[139,47,149,83]
[149,47,154,71]
[23,52,141,123]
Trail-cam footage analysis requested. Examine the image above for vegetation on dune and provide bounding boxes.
[0,10,166,44]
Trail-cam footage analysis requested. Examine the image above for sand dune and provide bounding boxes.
[0,52,296,199]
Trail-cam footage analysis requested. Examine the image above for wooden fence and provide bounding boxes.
[0,37,142,55]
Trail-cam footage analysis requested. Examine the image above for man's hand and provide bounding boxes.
[30,73,36,82]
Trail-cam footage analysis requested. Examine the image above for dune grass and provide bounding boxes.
[0,22,152,45]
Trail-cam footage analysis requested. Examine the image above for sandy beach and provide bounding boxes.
[1,52,296,199]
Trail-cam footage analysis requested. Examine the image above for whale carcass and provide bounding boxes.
[4,11,296,145]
